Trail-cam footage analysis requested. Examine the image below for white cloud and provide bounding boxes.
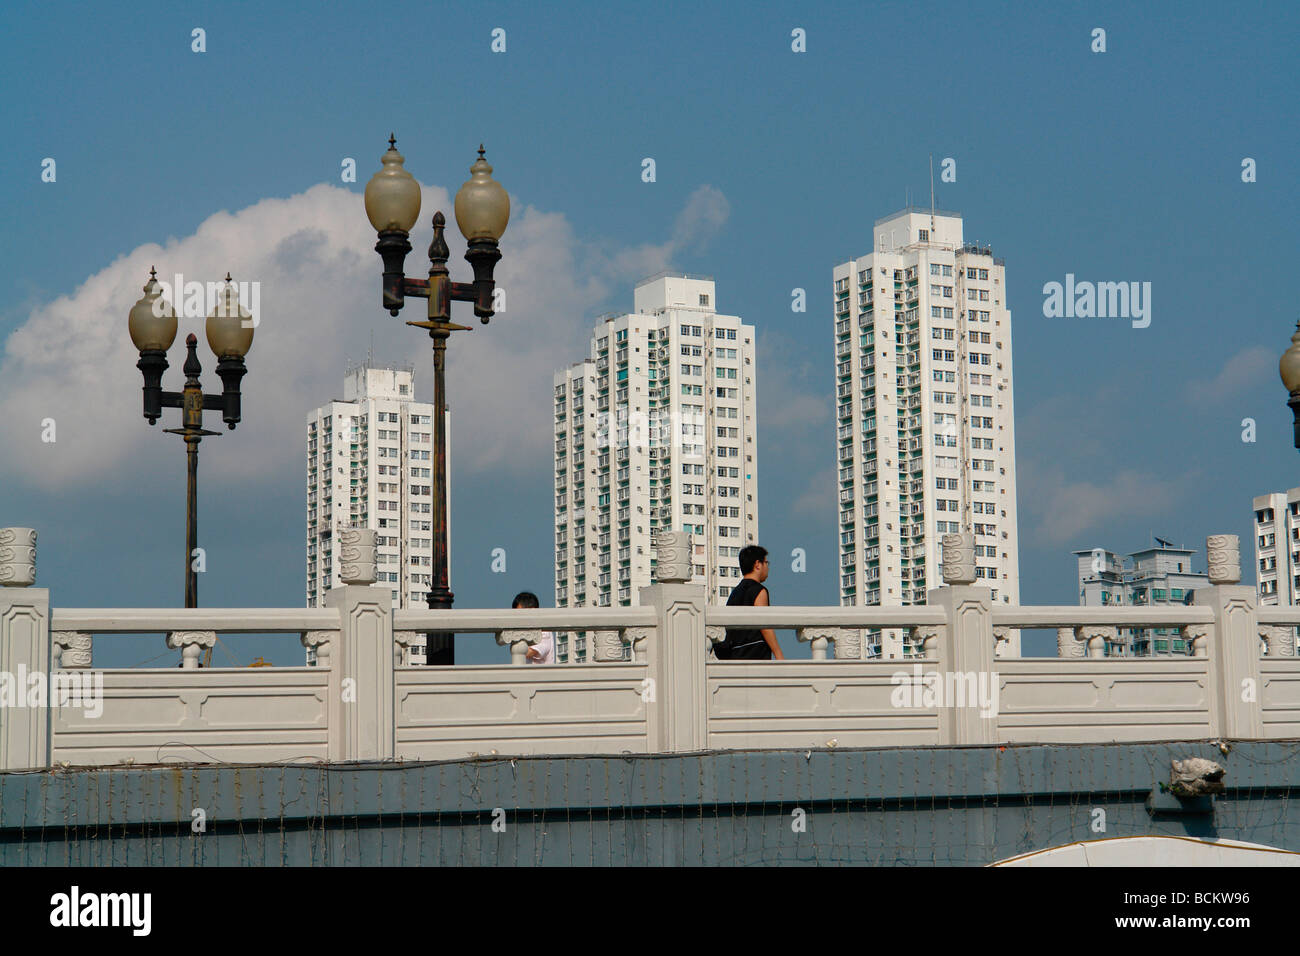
[670,185,730,253]
[1020,461,1192,546]
[1192,345,1275,405]
[0,181,731,492]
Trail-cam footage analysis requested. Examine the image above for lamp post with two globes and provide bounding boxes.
[363,136,509,665]
[128,270,254,615]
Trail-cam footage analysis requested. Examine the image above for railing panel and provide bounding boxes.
[395,664,650,760]
[1261,658,1300,735]
[995,659,1212,743]
[706,661,942,750]
[50,668,330,765]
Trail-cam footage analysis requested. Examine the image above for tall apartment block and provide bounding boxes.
[553,273,759,663]
[306,361,442,664]
[1253,489,1300,605]
[834,208,1021,659]
[1072,545,1207,655]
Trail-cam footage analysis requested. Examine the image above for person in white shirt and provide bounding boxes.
[512,591,555,664]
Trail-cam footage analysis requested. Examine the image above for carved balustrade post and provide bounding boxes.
[928,538,996,746]
[626,626,651,664]
[0,528,49,771]
[301,630,333,668]
[705,625,725,661]
[167,630,216,669]
[641,532,707,753]
[394,630,421,667]
[1260,624,1297,658]
[590,629,627,663]
[52,632,92,669]
[1194,534,1262,739]
[326,582,394,760]
[498,628,543,665]
[796,627,837,660]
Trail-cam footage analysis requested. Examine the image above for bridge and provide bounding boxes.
[2,528,1299,865]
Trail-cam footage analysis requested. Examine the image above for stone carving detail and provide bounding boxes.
[1057,626,1086,659]
[940,532,975,585]
[625,626,652,664]
[1206,534,1241,585]
[992,627,1011,658]
[1260,624,1296,658]
[1077,625,1117,658]
[53,632,93,669]
[301,630,334,668]
[0,527,37,587]
[835,628,865,660]
[498,628,544,666]
[910,626,941,657]
[1169,757,1226,797]
[655,531,693,583]
[1183,624,1211,658]
[590,629,626,663]
[705,625,725,660]
[394,630,421,667]
[338,527,377,585]
[168,630,216,669]
[797,627,842,660]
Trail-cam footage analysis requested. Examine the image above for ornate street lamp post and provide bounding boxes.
[364,136,509,665]
[1281,320,1300,450]
[128,270,254,626]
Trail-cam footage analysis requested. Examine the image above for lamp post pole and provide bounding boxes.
[172,337,221,608]
[429,325,453,613]
[365,137,510,665]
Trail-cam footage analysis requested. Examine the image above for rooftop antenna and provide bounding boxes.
[929,154,936,239]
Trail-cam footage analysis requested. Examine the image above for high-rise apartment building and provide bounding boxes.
[307,361,442,664]
[553,273,759,663]
[834,208,1021,658]
[1072,545,1206,655]
[1253,489,1300,605]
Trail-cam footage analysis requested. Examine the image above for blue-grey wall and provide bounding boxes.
[3,741,1297,866]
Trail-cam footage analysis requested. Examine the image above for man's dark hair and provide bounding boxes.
[512,591,540,609]
[738,545,768,576]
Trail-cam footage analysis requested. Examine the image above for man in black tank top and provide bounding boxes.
[721,545,784,660]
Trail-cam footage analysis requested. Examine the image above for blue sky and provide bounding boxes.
[2,0,1298,664]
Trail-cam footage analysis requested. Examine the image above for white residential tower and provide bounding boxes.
[307,361,442,663]
[553,273,759,662]
[834,208,1022,658]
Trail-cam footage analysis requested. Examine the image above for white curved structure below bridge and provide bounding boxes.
[993,836,1300,866]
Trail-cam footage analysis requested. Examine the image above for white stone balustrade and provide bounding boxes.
[0,534,1297,770]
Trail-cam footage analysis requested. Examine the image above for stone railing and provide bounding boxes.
[3,528,1300,769]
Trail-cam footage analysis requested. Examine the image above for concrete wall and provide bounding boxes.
[4,741,1299,866]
